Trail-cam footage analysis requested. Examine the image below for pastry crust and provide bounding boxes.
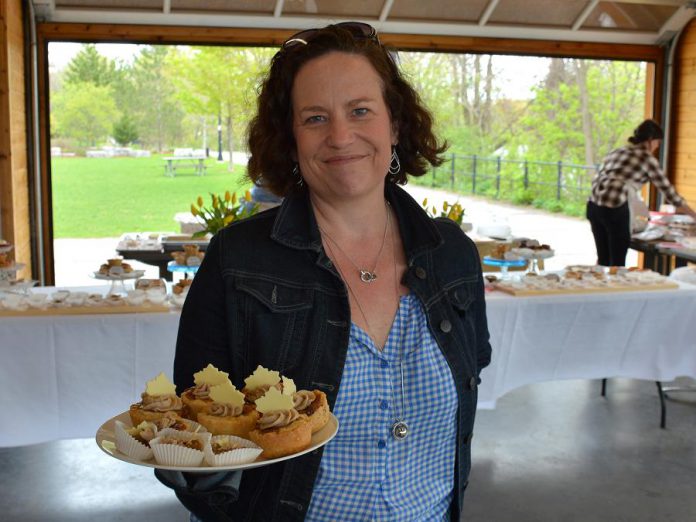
[128,403,182,426]
[197,406,259,437]
[248,415,312,459]
[302,390,330,434]
[181,388,212,421]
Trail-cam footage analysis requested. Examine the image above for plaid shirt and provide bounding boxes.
[589,144,684,208]
[305,293,458,522]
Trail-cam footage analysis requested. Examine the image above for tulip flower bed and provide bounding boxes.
[51,155,250,237]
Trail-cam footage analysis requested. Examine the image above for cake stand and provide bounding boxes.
[509,248,555,275]
[92,270,146,296]
[483,256,527,279]
[167,261,199,280]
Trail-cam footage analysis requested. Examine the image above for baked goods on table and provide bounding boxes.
[173,278,193,295]
[171,244,205,266]
[492,266,677,295]
[103,365,334,468]
[98,257,134,276]
[0,252,12,268]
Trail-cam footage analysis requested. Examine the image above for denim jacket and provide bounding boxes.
[173,182,491,522]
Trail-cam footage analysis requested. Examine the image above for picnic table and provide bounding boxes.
[163,156,206,177]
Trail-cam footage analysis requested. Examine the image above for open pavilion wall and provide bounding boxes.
[2,18,690,283]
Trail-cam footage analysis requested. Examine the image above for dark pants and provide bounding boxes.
[586,200,631,266]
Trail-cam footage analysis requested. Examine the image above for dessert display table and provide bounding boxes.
[2,282,696,446]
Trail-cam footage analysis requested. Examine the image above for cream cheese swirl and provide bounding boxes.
[140,393,182,412]
[258,409,300,430]
[292,390,316,412]
[208,403,243,417]
[192,383,212,399]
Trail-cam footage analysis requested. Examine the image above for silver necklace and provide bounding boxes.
[318,203,390,283]
[323,210,409,441]
[389,216,409,441]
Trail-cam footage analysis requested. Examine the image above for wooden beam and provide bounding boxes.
[36,22,664,62]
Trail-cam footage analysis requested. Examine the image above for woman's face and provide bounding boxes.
[291,52,397,204]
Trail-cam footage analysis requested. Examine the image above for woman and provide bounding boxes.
[161,23,491,521]
[587,119,696,266]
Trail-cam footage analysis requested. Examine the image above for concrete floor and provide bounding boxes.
[2,377,694,521]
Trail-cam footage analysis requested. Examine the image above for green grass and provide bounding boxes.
[51,155,251,237]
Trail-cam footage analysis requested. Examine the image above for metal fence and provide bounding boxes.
[428,153,598,204]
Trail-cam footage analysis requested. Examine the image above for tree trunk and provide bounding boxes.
[574,59,595,166]
[226,114,234,172]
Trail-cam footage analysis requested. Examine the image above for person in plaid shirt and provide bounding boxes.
[586,119,696,266]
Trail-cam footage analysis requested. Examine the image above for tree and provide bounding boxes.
[52,81,119,147]
[130,46,184,152]
[170,46,275,170]
[113,113,139,146]
[64,44,118,87]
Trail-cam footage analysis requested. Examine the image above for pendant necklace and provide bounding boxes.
[318,202,390,283]
[322,208,409,441]
[389,215,408,441]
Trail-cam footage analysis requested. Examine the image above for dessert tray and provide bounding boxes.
[0,290,172,316]
[96,411,339,472]
[491,268,679,296]
[92,270,146,280]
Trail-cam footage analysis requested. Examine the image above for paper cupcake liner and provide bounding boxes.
[114,420,154,461]
[163,417,208,434]
[204,435,262,467]
[150,429,211,467]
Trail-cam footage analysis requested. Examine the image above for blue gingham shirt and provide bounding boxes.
[305,293,458,521]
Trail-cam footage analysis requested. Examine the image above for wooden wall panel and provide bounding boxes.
[0,0,30,279]
[669,18,696,210]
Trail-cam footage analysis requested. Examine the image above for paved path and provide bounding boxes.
[53,184,636,287]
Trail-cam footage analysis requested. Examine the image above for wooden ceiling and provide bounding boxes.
[30,0,696,46]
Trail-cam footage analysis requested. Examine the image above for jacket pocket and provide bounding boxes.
[444,277,479,371]
[233,275,315,372]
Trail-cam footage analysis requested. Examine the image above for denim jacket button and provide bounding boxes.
[415,267,427,279]
[440,319,452,333]
[469,376,477,389]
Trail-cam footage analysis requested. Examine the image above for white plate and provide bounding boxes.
[96,410,339,473]
[92,270,146,281]
[632,228,664,241]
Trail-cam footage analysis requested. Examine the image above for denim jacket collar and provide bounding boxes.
[270,182,443,263]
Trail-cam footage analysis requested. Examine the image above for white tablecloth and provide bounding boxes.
[479,281,696,408]
[2,283,696,447]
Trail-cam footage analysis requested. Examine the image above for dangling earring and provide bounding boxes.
[388,148,401,176]
[292,163,304,186]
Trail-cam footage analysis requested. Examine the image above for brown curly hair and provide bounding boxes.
[246,24,448,197]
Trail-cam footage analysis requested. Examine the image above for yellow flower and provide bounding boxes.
[212,195,219,208]
[231,192,237,204]
[190,204,199,216]
[224,191,231,202]
[197,196,204,208]
[422,198,428,207]
[245,190,252,201]
[223,214,235,226]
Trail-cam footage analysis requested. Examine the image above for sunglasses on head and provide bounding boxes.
[283,22,379,50]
